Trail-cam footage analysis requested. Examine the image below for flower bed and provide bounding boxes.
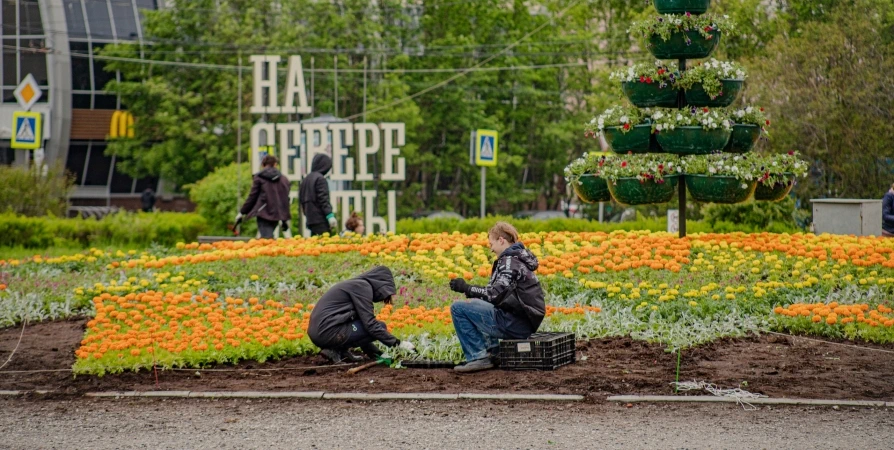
[3,229,894,375]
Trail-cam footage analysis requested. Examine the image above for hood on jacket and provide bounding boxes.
[311,154,332,176]
[500,242,539,272]
[357,266,396,302]
[257,166,282,182]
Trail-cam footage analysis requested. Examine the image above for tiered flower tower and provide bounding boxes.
[570,0,803,237]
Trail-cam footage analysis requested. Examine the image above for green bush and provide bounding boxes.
[395,216,793,235]
[701,198,801,232]
[0,212,208,249]
[186,162,257,235]
[0,164,74,217]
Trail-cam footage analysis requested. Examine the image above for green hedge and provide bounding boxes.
[396,216,799,235]
[0,212,208,249]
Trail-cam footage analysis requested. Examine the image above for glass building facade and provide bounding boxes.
[0,0,164,208]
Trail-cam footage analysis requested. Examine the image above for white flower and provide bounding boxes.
[735,110,745,118]
[709,166,717,174]
[669,124,675,130]
[745,106,753,113]
[676,114,683,121]
[656,124,664,131]
[619,115,629,124]
[590,118,596,124]
[741,183,748,189]
[653,111,664,120]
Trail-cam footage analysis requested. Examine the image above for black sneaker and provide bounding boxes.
[453,357,494,373]
[320,349,345,364]
[339,350,364,363]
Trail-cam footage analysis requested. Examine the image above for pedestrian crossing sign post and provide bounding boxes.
[470,129,499,218]
[474,129,498,167]
[11,111,41,149]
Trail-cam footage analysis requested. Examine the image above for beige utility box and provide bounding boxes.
[810,199,882,236]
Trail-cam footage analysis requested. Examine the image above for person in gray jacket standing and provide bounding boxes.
[299,154,338,236]
[237,155,291,239]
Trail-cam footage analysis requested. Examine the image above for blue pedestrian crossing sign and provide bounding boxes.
[474,129,498,167]
[11,111,41,149]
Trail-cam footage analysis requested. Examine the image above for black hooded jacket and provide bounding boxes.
[299,154,333,226]
[308,266,400,349]
[884,189,894,233]
[464,242,546,338]
[240,166,291,222]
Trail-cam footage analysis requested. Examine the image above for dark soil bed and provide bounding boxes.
[2,319,892,402]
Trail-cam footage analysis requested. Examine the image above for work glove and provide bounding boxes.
[449,278,469,295]
[282,220,293,239]
[398,340,416,353]
[327,214,338,230]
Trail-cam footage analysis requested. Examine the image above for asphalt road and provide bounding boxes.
[1,398,891,449]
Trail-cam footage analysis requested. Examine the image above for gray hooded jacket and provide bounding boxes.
[307,266,400,349]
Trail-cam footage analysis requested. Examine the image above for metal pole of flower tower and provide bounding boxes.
[677,58,687,238]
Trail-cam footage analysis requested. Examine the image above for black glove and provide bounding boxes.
[449,278,469,295]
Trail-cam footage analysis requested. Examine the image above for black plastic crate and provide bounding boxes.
[499,332,576,370]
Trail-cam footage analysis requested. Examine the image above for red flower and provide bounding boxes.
[639,76,646,83]
[704,26,713,32]
[645,76,653,83]
[759,107,764,112]
[621,161,628,168]
[787,151,794,156]
[657,69,665,75]
[658,164,664,170]
[703,107,709,113]
[765,120,771,125]
[623,123,631,130]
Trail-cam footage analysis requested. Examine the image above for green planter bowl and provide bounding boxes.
[649,30,720,59]
[621,81,679,108]
[608,175,679,205]
[754,173,795,202]
[655,126,731,155]
[686,175,757,204]
[684,79,744,107]
[574,174,612,203]
[654,0,711,14]
[604,124,655,154]
[723,123,760,154]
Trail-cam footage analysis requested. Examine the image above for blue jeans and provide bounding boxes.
[450,299,508,361]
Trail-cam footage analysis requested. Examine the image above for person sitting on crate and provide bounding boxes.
[308,266,416,364]
[448,222,545,373]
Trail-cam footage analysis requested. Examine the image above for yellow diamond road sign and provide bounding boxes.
[14,74,42,111]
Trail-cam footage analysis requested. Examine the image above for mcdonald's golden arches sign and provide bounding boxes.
[109,110,134,139]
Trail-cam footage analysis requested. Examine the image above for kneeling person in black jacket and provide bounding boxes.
[448,222,545,373]
[308,266,415,363]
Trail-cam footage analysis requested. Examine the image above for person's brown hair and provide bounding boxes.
[261,154,279,167]
[345,211,363,231]
[488,221,519,244]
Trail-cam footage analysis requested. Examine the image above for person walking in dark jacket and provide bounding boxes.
[308,266,416,363]
[140,188,156,212]
[237,155,292,239]
[299,154,337,236]
[448,222,545,373]
[883,182,894,237]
